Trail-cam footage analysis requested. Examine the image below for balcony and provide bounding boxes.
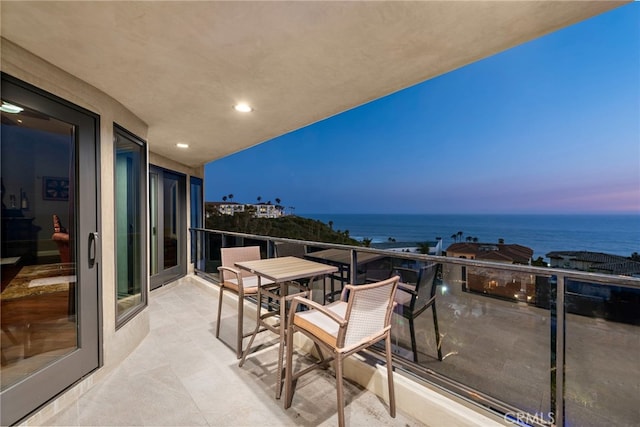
[188,228,640,427]
[27,275,503,427]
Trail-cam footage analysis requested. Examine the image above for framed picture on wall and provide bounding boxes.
[42,176,69,201]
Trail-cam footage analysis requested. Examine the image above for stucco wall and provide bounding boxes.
[1,38,157,416]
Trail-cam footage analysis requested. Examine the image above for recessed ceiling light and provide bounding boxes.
[234,103,253,113]
[0,101,24,114]
[176,143,189,148]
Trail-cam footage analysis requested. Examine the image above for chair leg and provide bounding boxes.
[236,292,244,359]
[335,353,345,427]
[284,325,295,409]
[432,304,443,361]
[409,317,418,362]
[216,286,224,338]
[385,333,396,418]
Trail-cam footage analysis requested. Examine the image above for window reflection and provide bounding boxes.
[115,126,147,323]
[1,101,77,389]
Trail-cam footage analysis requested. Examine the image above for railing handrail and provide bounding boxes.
[191,227,640,289]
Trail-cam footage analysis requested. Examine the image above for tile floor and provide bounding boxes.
[42,278,428,426]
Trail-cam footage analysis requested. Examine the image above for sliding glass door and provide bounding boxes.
[149,166,186,289]
[1,75,99,425]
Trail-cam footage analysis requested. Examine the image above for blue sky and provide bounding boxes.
[206,3,639,215]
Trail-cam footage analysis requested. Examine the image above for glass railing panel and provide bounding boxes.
[203,231,222,278]
[425,265,553,418]
[564,280,640,427]
[189,228,640,426]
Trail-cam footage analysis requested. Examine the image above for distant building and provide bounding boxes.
[446,242,533,264]
[253,203,284,218]
[445,242,534,303]
[546,251,640,277]
[208,202,284,218]
[545,251,640,325]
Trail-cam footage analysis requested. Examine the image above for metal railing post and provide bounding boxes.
[267,239,274,258]
[555,274,565,426]
[350,249,358,285]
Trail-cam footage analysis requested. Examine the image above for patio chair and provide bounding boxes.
[216,246,275,358]
[284,275,400,427]
[274,241,307,258]
[52,214,70,263]
[393,263,443,362]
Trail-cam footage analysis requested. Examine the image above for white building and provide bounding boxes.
[213,202,283,218]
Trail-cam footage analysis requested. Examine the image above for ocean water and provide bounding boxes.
[300,214,640,261]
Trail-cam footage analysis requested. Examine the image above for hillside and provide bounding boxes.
[204,206,361,246]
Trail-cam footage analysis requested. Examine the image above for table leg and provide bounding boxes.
[276,276,317,399]
[275,282,286,399]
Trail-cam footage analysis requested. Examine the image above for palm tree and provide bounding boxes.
[222,196,227,202]
[257,196,262,203]
[472,237,479,243]
[466,236,472,242]
[228,193,234,203]
[328,220,333,230]
[451,233,457,242]
[418,242,431,254]
[275,197,281,205]
[457,231,463,242]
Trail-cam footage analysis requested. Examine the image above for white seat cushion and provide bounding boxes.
[293,301,347,347]
[223,275,274,293]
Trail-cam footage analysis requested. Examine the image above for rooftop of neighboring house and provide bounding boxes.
[546,251,640,276]
[445,242,533,264]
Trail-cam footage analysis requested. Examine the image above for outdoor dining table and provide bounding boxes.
[304,248,385,301]
[235,256,338,399]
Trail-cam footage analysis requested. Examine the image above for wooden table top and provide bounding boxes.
[305,248,384,266]
[235,256,338,283]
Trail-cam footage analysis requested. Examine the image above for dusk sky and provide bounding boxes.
[205,3,639,215]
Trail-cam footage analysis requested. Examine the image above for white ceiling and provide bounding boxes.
[0,1,626,168]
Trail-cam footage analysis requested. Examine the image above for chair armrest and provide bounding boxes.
[397,282,417,296]
[217,266,243,286]
[288,296,348,328]
[217,265,241,277]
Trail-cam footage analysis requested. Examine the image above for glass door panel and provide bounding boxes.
[1,76,99,426]
[163,175,179,269]
[115,126,147,325]
[149,166,185,289]
[1,103,77,388]
[150,172,159,276]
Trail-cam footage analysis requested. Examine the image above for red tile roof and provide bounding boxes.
[445,242,533,264]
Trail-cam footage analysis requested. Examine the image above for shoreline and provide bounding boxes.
[303,213,639,261]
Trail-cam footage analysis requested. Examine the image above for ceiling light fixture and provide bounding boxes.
[0,101,24,114]
[176,143,189,148]
[234,103,252,113]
